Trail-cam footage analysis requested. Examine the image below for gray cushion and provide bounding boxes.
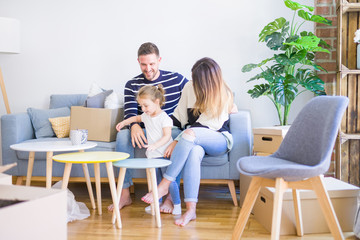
[50,94,87,109]
[27,107,71,138]
[84,90,113,108]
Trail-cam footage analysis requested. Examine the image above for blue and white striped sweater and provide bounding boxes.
[123,70,188,120]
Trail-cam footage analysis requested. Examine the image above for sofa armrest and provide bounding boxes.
[228,110,252,179]
[1,113,35,175]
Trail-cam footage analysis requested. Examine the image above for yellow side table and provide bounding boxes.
[53,151,129,229]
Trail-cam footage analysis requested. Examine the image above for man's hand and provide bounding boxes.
[164,141,177,158]
[116,121,126,132]
[130,124,147,148]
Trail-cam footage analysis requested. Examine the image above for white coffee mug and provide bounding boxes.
[70,129,88,145]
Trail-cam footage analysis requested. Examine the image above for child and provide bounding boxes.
[115,84,181,215]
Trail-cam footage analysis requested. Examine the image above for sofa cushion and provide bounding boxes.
[27,107,71,138]
[84,90,113,108]
[49,116,70,138]
[50,94,87,109]
[201,154,228,166]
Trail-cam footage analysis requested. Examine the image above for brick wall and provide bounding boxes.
[315,0,338,177]
[315,0,337,96]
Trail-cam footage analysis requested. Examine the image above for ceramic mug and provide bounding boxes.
[70,129,88,145]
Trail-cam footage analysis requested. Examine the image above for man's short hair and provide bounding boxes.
[138,42,160,57]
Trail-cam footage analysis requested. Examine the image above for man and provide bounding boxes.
[111,42,188,211]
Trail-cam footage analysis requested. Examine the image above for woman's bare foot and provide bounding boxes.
[141,179,171,204]
[107,188,132,211]
[174,202,196,226]
[175,209,196,226]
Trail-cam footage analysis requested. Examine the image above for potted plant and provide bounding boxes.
[242,0,332,125]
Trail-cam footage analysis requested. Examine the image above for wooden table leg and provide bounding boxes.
[46,151,53,188]
[82,163,96,210]
[149,167,161,228]
[25,151,35,186]
[112,168,126,224]
[61,163,72,189]
[146,168,155,216]
[94,162,102,215]
[105,162,122,229]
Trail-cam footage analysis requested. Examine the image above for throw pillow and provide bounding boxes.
[104,91,123,109]
[48,116,70,138]
[88,82,103,97]
[27,107,71,138]
[85,89,113,108]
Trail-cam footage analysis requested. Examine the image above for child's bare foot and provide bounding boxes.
[160,197,173,214]
[175,209,196,226]
[107,188,132,211]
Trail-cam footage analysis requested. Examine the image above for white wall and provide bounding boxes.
[0,0,314,128]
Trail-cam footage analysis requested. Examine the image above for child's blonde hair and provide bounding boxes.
[137,84,166,107]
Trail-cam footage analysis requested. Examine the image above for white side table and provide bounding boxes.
[112,158,171,228]
[10,141,97,188]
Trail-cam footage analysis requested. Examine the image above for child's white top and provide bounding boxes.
[141,111,173,159]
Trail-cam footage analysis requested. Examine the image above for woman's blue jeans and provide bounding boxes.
[163,127,228,203]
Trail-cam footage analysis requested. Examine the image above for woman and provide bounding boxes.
[142,57,237,226]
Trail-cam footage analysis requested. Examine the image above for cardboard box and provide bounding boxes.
[0,173,12,185]
[253,126,290,154]
[251,177,359,235]
[0,184,67,239]
[70,106,123,142]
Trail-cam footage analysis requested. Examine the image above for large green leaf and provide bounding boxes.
[247,84,271,99]
[246,73,263,82]
[298,10,332,25]
[284,36,330,53]
[275,49,307,65]
[265,32,284,50]
[271,75,298,106]
[284,0,313,11]
[297,70,326,95]
[242,64,258,73]
[259,17,287,42]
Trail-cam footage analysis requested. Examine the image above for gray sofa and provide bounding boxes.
[1,94,252,205]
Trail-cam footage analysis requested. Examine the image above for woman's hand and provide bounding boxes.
[164,141,178,158]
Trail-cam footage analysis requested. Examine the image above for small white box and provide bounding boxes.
[253,126,290,154]
[0,185,67,240]
[251,177,359,235]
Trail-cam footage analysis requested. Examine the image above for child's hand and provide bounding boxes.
[145,144,156,151]
[164,141,177,158]
[116,121,126,131]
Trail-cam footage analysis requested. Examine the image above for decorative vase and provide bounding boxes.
[357,44,360,69]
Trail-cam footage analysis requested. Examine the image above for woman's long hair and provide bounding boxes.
[191,57,233,118]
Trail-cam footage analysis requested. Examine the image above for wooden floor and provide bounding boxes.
[52,182,357,240]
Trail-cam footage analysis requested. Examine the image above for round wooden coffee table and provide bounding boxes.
[53,151,129,229]
[10,140,97,188]
[112,158,172,228]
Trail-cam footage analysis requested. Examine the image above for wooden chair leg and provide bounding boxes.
[112,168,126,224]
[15,176,23,185]
[311,175,344,240]
[271,178,287,240]
[231,177,262,240]
[292,189,303,236]
[227,180,238,207]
